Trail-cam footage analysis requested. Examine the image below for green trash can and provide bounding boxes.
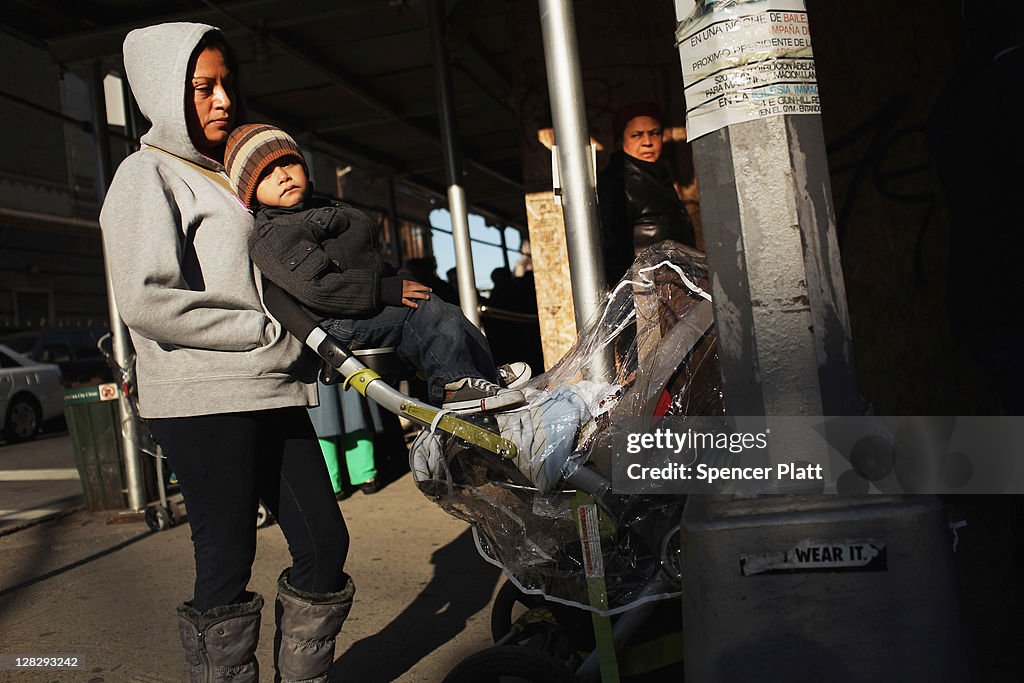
[64,383,128,511]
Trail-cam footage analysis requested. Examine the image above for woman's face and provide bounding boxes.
[621,115,663,163]
[186,47,235,156]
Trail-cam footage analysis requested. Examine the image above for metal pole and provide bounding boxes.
[538,13,618,678]
[427,0,481,327]
[498,225,511,272]
[537,0,606,332]
[89,61,147,512]
[386,177,403,268]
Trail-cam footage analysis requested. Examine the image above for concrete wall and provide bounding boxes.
[0,32,68,189]
[0,216,108,329]
[807,0,988,413]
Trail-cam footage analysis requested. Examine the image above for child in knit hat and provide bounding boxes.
[225,124,530,413]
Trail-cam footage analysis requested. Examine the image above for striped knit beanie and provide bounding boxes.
[224,124,305,209]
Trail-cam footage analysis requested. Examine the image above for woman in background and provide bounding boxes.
[598,102,697,286]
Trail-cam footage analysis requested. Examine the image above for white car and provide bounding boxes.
[0,344,65,443]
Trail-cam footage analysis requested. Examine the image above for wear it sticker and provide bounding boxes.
[740,539,887,576]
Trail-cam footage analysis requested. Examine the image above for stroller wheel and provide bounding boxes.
[491,580,548,643]
[442,645,575,683]
[256,501,273,528]
[145,504,173,532]
[660,523,683,581]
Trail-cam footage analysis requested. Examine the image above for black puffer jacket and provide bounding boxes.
[597,151,696,285]
[250,196,401,319]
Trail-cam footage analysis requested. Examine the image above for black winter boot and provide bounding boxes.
[274,569,355,683]
[176,592,263,682]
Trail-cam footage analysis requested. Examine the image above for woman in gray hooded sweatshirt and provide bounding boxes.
[100,23,352,682]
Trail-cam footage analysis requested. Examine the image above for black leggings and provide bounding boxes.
[148,407,349,611]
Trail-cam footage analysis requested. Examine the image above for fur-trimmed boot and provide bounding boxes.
[274,569,355,683]
[176,592,263,682]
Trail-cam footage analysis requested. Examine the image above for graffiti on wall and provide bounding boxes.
[826,93,943,294]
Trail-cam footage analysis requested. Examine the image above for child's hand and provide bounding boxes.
[402,280,432,308]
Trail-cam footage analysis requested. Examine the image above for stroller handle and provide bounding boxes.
[305,327,519,459]
[262,280,519,459]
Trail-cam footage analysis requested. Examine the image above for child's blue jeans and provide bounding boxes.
[322,295,498,404]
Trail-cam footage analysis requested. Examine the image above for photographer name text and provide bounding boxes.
[626,462,823,483]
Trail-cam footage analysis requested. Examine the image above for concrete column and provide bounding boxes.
[673,2,860,418]
[525,191,576,369]
[671,6,968,680]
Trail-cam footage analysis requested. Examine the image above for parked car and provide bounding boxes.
[0,344,65,443]
[0,327,113,387]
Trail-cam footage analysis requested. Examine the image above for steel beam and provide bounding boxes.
[196,0,524,194]
[43,0,524,194]
[246,101,525,231]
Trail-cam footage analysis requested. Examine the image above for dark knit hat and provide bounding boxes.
[612,102,665,144]
[224,124,305,209]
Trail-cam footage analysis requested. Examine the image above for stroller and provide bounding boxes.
[112,239,722,679]
[399,242,724,681]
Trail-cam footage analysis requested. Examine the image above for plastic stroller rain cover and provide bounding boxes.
[410,241,724,615]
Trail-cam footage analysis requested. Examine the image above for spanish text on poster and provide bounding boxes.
[676,0,820,140]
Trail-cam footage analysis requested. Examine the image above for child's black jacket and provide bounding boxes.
[250,196,401,319]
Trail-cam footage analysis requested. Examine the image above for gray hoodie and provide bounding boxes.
[100,22,317,418]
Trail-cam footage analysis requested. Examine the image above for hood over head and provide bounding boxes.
[123,22,232,169]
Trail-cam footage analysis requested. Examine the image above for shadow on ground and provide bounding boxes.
[330,527,500,682]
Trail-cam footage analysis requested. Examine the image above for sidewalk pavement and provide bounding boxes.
[0,469,503,682]
[0,433,84,534]
[6,436,1019,682]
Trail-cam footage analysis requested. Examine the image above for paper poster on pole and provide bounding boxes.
[675,0,820,140]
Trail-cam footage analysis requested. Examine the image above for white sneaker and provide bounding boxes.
[497,362,532,389]
[442,377,526,413]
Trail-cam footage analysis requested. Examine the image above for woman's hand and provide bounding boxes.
[402,280,432,308]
